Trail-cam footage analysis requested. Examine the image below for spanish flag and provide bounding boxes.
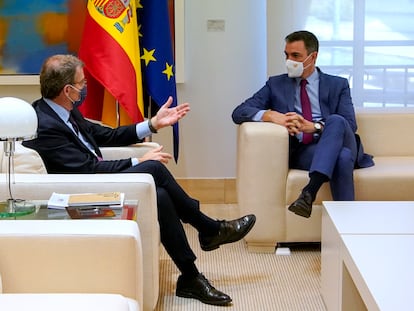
[78,0,144,126]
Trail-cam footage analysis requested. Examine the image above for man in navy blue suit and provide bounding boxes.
[24,54,256,306]
[232,30,374,218]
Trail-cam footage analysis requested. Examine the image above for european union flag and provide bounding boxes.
[138,0,179,161]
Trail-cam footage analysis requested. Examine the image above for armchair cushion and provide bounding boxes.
[0,142,47,174]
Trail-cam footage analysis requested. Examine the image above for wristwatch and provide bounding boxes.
[314,122,323,134]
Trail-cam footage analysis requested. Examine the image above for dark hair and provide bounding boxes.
[39,54,84,99]
[285,30,319,54]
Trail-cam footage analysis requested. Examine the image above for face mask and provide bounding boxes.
[67,85,87,107]
[286,53,313,78]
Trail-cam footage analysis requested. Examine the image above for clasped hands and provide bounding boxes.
[264,110,314,136]
[285,112,317,136]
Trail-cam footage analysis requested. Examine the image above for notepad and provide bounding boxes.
[68,192,122,206]
[48,192,125,209]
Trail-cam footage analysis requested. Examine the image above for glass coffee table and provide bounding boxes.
[0,200,138,220]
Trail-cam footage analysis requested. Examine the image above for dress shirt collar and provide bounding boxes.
[43,97,70,123]
[294,68,319,86]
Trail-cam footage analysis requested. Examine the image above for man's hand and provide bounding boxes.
[139,145,173,164]
[263,110,305,136]
[150,96,190,130]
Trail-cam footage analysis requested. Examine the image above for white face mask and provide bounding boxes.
[286,53,313,78]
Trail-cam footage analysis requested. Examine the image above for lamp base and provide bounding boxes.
[0,199,36,218]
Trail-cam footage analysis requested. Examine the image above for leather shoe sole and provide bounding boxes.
[288,191,313,218]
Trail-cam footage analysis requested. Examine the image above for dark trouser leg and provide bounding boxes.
[310,114,357,178]
[122,160,219,235]
[330,147,355,200]
[290,114,357,200]
[156,187,198,277]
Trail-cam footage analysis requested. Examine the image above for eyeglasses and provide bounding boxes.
[73,78,87,87]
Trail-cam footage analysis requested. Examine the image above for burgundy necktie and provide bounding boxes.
[69,113,103,161]
[68,113,79,135]
[300,79,313,144]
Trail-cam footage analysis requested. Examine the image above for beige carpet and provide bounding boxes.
[155,204,327,311]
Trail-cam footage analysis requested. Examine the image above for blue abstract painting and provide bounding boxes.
[0,0,86,75]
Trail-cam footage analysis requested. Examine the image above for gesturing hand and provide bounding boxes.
[151,96,190,131]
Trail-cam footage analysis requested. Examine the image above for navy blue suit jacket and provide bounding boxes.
[232,68,374,168]
[23,98,143,174]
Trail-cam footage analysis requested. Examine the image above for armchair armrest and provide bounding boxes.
[237,122,289,252]
[101,142,160,160]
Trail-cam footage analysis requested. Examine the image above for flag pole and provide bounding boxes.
[115,100,120,127]
[147,95,153,142]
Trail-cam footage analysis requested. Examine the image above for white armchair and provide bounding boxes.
[237,113,414,253]
[0,142,160,311]
[0,220,142,311]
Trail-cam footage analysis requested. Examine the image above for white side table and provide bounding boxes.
[321,201,414,311]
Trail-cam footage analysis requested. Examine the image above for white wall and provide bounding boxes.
[0,0,268,179]
[266,0,312,77]
[161,0,267,178]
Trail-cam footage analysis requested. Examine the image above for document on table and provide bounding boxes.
[47,192,125,209]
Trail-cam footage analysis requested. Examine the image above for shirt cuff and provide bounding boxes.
[136,121,153,140]
[131,157,139,166]
[253,110,266,121]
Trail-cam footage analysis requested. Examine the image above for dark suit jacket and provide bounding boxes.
[232,68,374,168]
[23,98,143,174]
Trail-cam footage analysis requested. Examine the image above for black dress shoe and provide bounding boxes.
[288,191,313,218]
[199,214,256,251]
[176,273,232,306]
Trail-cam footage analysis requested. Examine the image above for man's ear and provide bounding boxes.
[312,51,318,63]
[63,84,71,95]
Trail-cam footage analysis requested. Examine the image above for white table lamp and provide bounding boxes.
[0,97,38,217]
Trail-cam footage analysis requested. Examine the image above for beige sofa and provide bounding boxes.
[0,220,142,311]
[237,111,414,252]
[0,142,160,311]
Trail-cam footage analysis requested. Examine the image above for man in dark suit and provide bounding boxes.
[232,30,374,218]
[24,54,256,306]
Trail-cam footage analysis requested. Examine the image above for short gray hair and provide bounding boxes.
[39,54,84,99]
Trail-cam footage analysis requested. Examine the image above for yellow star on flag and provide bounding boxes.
[138,24,142,37]
[162,63,174,80]
[141,48,156,66]
[136,0,143,9]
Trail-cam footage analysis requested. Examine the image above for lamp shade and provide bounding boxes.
[0,97,38,140]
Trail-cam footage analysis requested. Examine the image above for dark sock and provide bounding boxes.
[192,213,220,237]
[302,171,329,201]
[179,262,200,280]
